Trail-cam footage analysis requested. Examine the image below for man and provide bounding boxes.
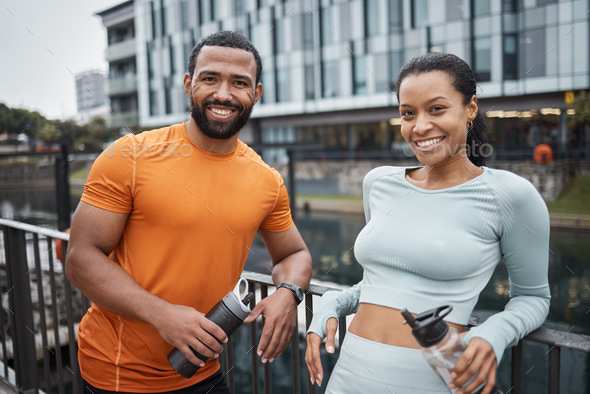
[66,31,312,393]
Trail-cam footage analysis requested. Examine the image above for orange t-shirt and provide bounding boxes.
[78,123,293,391]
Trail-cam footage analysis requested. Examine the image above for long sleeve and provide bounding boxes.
[465,174,551,363]
[307,281,362,339]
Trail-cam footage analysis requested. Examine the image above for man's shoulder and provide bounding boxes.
[236,140,281,178]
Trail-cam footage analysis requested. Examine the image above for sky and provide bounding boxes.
[0,0,123,120]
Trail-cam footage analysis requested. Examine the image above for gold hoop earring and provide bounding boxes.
[467,121,474,129]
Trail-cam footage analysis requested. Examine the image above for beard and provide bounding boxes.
[190,97,254,140]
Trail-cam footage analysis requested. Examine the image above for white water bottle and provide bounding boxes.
[401,305,502,394]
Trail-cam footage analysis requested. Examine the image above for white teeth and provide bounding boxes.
[416,137,443,147]
[211,108,232,115]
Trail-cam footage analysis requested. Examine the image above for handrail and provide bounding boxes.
[0,219,588,394]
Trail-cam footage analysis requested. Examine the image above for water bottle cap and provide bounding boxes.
[401,305,452,348]
[223,277,251,318]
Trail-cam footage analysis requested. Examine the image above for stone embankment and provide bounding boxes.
[279,159,590,231]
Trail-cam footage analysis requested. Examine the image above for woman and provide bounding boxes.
[305,52,551,394]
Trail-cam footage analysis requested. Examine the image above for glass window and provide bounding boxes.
[305,65,315,100]
[321,7,334,45]
[473,0,491,17]
[503,34,517,79]
[235,0,244,15]
[260,68,274,105]
[162,5,167,35]
[322,61,338,98]
[150,91,158,116]
[375,53,389,93]
[390,51,403,88]
[340,3,352,42]
[275,18,285,54]
[446,0,463,21]
[412,0,428,28]
[147,44,154,78]
[212,0,222,20]
[170,41,176,74]
[165,87,172,114]
[520,28,545,78]
[184,42,193,74]
[353,56,367,95]
[121,97,132,112]
[388,0,402,32]
[153,9,162,37]
[536,0,556,5]
[366,0,380,37]
[276,68,289,102]
[180,1,189,30]
[200,0,212,24]
[502,0,517,13]
[303,13,314,49]
[474,37,491,82]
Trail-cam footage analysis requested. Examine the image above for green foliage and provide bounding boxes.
[546,175,590,215]
[567,91,590,129]
[0,103,110,151]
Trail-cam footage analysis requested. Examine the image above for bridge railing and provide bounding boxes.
[0,218,588,394]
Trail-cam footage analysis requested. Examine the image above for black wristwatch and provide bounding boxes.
[277,283,304,305]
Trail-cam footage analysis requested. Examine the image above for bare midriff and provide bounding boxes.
[347,303,465,349]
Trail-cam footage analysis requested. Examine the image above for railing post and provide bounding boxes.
[511,342,523,394]
[287,149,296,220]
[548,346,560,394]
[291,319,301,394]
[55,144,71,231]
[304,293,315,394]
[3,226,38,393]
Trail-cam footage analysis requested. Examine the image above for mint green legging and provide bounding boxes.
[324,332,451,394]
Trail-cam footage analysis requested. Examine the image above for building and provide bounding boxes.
[75,70,108,125]
[96,0,139,132]
[110,0,590,161]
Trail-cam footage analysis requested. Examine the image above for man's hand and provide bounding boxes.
[151,303,228,367]
[243,287,297,363]
[450,336,498,394]
[305,317,338,387]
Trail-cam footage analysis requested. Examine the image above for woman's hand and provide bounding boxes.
[305,317,338,387]
[449,336,497,394]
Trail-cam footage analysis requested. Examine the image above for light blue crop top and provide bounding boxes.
[307,166,551,363]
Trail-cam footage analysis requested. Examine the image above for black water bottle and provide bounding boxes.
[168,277,253,378]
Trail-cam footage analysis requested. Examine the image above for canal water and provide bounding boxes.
[0,186,588,393]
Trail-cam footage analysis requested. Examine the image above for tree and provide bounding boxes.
[567,91,590,151]
[567,91,590,128]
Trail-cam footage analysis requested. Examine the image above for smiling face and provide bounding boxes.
[398,70,477,167]
[184,45,262,140]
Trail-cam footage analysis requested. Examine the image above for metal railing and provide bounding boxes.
[0,218,588,394]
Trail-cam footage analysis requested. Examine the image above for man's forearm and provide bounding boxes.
[270,249,312,289]
[66,247,168,326]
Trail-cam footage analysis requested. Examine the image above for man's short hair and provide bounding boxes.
[187,31,262,85]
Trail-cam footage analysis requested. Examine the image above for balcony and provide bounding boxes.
[105,38,136,62]
[0,218,588,394]
[106,110,138,130]
[105,76,137,96]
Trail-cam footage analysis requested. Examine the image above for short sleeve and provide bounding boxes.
[258,172,293,232]
[80,136,136,213]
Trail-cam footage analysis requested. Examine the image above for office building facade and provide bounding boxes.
[75,70,108,125]
[97,0,140,131]
[122,0,588,161]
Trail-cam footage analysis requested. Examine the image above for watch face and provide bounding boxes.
[295,287,304,301]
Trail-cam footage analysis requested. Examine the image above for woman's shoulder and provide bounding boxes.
[364,165,414,182]
[482,167,545,207]
[483,167,538,192]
